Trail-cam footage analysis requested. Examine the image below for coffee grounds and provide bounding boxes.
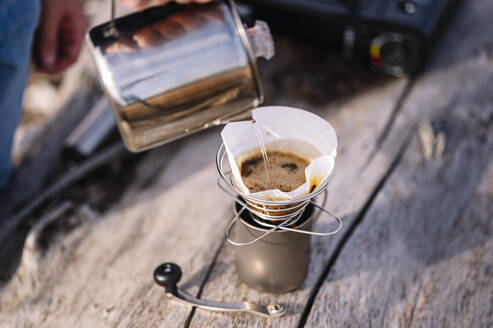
[240,150,309,193]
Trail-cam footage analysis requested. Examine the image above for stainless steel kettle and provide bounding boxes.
[86,0,274,152]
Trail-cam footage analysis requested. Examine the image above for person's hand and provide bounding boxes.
[34,0,87,74]
[121,0,212,10]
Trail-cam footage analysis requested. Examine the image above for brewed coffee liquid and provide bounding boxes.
[240,151,309,193]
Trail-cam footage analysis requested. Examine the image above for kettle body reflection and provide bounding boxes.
[87,0,274,152]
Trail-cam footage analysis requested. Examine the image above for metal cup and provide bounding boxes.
[232,201,314,293]
[86,1,274,151]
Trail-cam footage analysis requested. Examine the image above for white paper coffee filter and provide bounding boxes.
[221,106,337,201]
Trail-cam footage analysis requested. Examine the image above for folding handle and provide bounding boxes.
[153,263,286,318]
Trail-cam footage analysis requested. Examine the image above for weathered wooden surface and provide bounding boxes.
[0,132,229,327]
[306,59,493,327]
[1,0,493,327]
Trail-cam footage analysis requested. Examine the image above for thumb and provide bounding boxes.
[37,8,61,70]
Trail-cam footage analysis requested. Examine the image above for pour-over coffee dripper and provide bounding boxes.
[216,143,342,292]
[218,107,342,242]
[215,106,342,292]
[216,142,342,243]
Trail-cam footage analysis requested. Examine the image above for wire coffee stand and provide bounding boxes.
[216,143,342,246]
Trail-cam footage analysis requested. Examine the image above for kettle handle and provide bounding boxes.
[111,0,117,22]
[102,0,120,37]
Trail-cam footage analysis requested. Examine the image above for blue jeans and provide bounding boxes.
[0,0,40,187]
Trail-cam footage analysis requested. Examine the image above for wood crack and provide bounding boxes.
[297,129,414,328]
